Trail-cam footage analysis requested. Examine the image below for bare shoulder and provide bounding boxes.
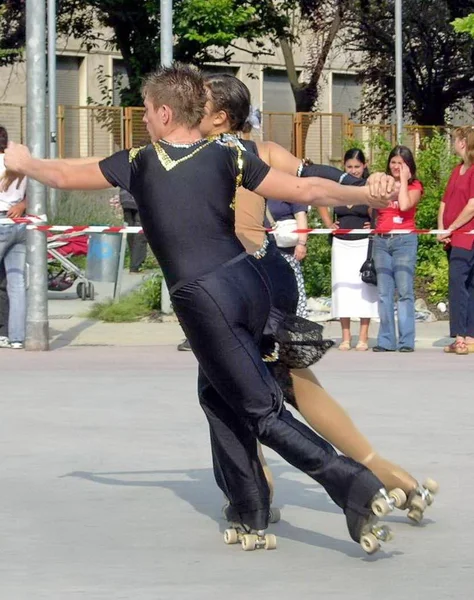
[255,141,272,165]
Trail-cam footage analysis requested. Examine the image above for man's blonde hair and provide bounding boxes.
[141,63,207,128]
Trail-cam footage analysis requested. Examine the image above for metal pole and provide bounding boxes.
[395,0,403,143]
[25,0,49,350]
[160,0,173,67]
[47,0,58,217]
[113,232,128,302]
[160,0,174,313]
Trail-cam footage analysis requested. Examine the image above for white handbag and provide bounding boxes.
[266,207,299,248]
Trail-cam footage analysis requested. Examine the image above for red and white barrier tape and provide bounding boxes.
[295,228,474,235]
[0,216,144,234]
[1,216,473,236]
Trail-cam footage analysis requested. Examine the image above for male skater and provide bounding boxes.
[4,63,397,548]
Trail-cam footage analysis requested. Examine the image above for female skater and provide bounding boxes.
[200,72,437,523]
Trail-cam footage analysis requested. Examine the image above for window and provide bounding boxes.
[263,69,296,113]
[332,73,362,122]
[113,60,129,106]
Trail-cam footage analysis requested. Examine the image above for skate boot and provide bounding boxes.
[223,504,277,551]
[344,469,406,555]
[222,499,281,524]
[393,479,439,524]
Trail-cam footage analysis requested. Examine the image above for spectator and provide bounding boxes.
[0,260,8,339]
[330,149,378,351]
[438,126,474,355]
[266,199,309,318]
[0,125,27,349]
[372,146,423,352]
[119,188,148,273]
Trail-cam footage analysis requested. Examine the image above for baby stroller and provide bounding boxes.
[47,231,95,300]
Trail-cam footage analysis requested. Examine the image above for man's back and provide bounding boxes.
[99,140,270,289]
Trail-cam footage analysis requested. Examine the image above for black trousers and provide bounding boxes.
[123,208,148,271]
[0,260,8,337]
[449,246,474,338]
[172,254,379,530]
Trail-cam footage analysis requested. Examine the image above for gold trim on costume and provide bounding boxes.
[230,145,244,211]
[129,146,146,162]
[153,140,212,171]
[262,343,280,363]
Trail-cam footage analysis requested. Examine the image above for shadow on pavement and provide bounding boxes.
[49,319,98,350]
[62,464,402,560]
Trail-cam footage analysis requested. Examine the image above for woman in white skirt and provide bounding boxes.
[331,149,378,351]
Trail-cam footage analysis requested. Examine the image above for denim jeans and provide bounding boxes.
[373,234,418,350]
[0,259,8,336]
[448,246,474,338]
[0,224,26,342]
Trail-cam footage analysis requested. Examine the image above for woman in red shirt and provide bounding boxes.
[438,127,474,355]
[373,146,423,352]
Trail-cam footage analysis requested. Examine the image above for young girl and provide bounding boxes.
[0,125,27,349]
[330,149,378,351]
[373,146,423,352]
[438,127,474,355]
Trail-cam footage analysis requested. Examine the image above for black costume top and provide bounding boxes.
[99,139,270,291]
[333,205,371,241]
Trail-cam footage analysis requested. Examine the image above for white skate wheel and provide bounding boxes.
[224,528,238,544]
[437,302,447,313]
[423,478,439,495]
[372,497,392,517]
[268,507,281,523]
[241,534,258,551]
[389,488,408,509]
[407,508,423,523]
[264,534,277,550]
[360,533,380,554]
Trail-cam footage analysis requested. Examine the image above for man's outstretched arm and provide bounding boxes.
[4,142,112,190]
[249,164,393,210]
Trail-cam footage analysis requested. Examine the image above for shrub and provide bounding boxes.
[302,210,332,297]
[88,272,162,322]
[415,132,458,302]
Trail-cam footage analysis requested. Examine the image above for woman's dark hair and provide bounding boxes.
[386,145,417,183]
[0,126,8,153]
[204,73,250,132]
[343,148,370,179]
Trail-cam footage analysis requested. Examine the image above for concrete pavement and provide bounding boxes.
[1,345,473,599]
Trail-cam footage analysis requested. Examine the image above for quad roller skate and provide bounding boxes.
[224,522,277,551]
[346,487,407,555]
[388,478,439,524]
[222,503,277,551]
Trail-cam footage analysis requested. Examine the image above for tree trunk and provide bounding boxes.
[413,99,447,127]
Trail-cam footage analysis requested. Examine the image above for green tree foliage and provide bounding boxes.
[452,13,474,37]
[0,0,289,105]
[346,1,474,125]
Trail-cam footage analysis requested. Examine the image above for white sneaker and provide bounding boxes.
[10,341,24,350]
[0,336,11,348]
